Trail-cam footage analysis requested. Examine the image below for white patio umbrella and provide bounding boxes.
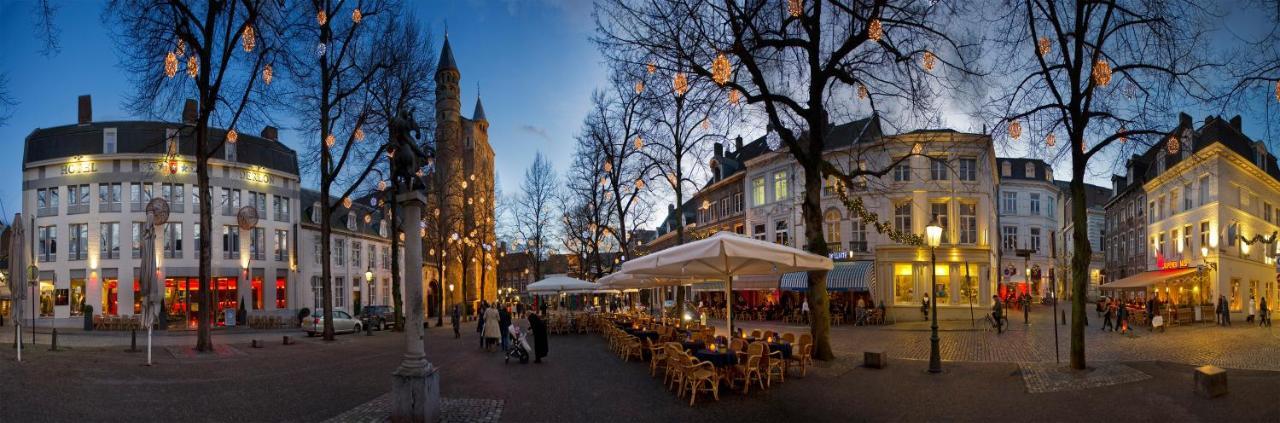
[8,214,26,362]
[526,274,599,294]
[621,231,832,335]
[597,270,699,315]
[140,199,169,366]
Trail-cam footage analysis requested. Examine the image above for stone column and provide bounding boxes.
[391,191,440,423]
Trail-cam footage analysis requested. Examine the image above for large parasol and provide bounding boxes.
[8,214,26,360]
[141,198,168,365]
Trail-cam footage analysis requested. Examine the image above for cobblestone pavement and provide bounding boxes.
[321,394,503,423]
[1018,362,1152,393]
[725,307,1280,371]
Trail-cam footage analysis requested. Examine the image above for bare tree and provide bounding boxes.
[986,0,1221,370]
[588,74,657,260]
[33,0,61,57]
[107,0,284,352]
[563,124,620,280]
[596,0,978,359]
[515,152,559,283]
[0,73,14,128]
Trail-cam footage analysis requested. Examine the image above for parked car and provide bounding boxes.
[301,309,363,336]
[361,305,396,331]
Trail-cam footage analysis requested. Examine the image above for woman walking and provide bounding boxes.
[528,312,549,363]
[482,302,501,352]
[451,305,461,339]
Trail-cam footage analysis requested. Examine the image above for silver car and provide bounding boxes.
[302,309,363,336]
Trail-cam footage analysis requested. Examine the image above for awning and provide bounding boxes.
[691,274,781,291]
[780,261,874,292]
[1100,267,1199,290]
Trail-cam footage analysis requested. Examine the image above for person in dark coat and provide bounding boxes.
[1259,296,1271,327]
[450,305,461,339]
[528,312,549,363]
[498,303,513,353]
[476,302,488,349]
[990,295,1004,334]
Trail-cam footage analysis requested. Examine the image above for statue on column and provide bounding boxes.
[388,108,431,193]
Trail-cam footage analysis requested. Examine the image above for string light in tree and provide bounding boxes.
[262,64,274,85]
[1008,120,1022,139]
[364,214,372,224]
[227,129,239,144]
[673,72,689,96]
[922,51,936,72]
[1274,80,1279,103]
[1117,126,1127,143]
[635,80,644,94]
[711,52,732,85]
[701,118,710,130]
[1045,133,1055,147]
[186,55,199,78]
[911,143,923,155]
[325,134,336,148]
[1037,37,1051,56]
[355,126,365,141]
[857,84,868,100]
[316,42,327,57]
[377,180,387,191]
[647,62,656,74]
[603,161,613,173]
[635,178,645,190]
[1092,59,1112,86]
[342,197,352,208]
[1166,136,1181,155]
[351,8,363,24]
[728,89,740,105]
[176,39,186,57]
[634,136,644,150]
[317,10,328,26]
[666,172,677,187]
[788,0,803,16]
[766,130,782,151]
[867,18,883,42]
[241,25,256,52]
[164,52,178,78]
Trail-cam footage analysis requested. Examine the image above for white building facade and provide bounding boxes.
[298,190,404,315]
[995,158,1062,299]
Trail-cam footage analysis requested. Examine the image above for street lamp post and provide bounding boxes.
[925,220,943,374]
[365,268,374,336]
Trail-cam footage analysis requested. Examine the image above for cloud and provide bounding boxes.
[520,124,552,143]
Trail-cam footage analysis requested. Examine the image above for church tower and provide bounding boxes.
[433,36,466,310]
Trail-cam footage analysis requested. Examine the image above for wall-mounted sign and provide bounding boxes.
[61,156,98,175]
[242,167,272,184]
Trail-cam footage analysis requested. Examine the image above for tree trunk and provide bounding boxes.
[1068,173,1090,370]
[390,196,405,331]
[673,186,686,320]
[195,118,213,352]
[800,158,834,360]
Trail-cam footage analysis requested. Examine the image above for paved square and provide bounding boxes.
[1019,362,1152,393]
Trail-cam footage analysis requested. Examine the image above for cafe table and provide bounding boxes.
[692,348,737,368]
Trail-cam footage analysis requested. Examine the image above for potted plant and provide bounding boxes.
[82,304,94,330]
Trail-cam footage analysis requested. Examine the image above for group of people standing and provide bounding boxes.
[1224,295,1271,327]
[461,301,550,363]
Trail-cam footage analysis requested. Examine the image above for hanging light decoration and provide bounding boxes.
[364,214,372,224]
[600,176,608,187]
[316,42,327,57]
[634,136,644,150]
[325,133,336,148]
[701,118,710,130]
[241,25,256,52]
[635,178,646,190]
[922,51,936,72]
[766,130,782,151]
[1274,80,1279,103]
[351,8,363,24]
[355,126,365,141]
[711,52,732,85]
[867,18,883,42]
[317,10,328,26]
[635,80,644,94]
[164,51,178,78]
[788,0,803,16]
[227,129,239,144]
[176,39,186,57]
[1117,126,1128,143]
[186,55,199,78]
[857,84,868,100]
[1045,133,1055,147]
[728,89,740,105]
[262,63,274,85]
[673,72,689,96]
[1166,136,1181,155]
[1008,120,1022,139]
[666,172,678,187]
[647,61,656,74]
[603,161,613,173]
[377,180,387,191]
[1092,59,1112,86]
[911,143,923,155]
[1037,37,1051,56]
[342,197,352,208]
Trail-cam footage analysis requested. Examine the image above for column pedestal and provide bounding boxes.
[390,361,440,423]
[391,191,440,423]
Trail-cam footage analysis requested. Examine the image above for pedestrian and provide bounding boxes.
[1021,293,1030,325]
[921,293,930,321]
[1117,303,1128,335]
[1220,295,1232,326]
[1146,297,1156,329]
[477,301,488,349]
[528,312,548,363]
[539,301,548,317]
[1259,296,1271,327]
[1102,299,1114,332]
[450,305,461,339]
[498,303,512,353]
[482,301,501,351]
[990,295,1004,334]
[1096,296,1105,318]
[1247,296,1256,324]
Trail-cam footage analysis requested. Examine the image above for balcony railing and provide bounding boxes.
[99,202,122,213]
[67,203,89,215]
[37,207,57,217]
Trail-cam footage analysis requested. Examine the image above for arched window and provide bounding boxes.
[824,209,842,246]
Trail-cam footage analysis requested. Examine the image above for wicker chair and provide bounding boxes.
[749,329,762,339]
[731,343,765,394]
[788,333,814,377]
[763,343,786,386]
[781,333,796,344]
[620,335,644,362]
[683,360,720,405]
[666,348,690,393]
[646,338,668,377]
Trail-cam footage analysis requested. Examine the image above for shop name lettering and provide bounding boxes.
[242,170,272,184]
[61,161,98,175]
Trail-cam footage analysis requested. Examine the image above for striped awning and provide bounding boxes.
[780,261,874,292]
[691,274,781,291]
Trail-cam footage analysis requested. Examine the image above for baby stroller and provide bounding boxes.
[505,323,532,364]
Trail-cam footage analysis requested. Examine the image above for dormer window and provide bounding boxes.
[347,212,356,230]
[104,128,118,154]
[225,141,237,162]
[1025,163,1035,178]
[1001,161,1011,177]
[1180,128,1194,160]
[379,220,388,237]
[311,202,321,224]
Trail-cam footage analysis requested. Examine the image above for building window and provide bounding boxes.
[69,223,88,260]
[311,276,323,310]
[752,177,765,206]
[164,223,183,258]
[1029,227,1041,252]
[99,222,120,259]
[1170,190,1180,214]
[773,171,788,202]
[368,243,377,269]
[774,221,790,246]
[37,187,59,216]
[131,183,152,212]
[1198,175,1210,205]
[1001,161,1011,177]
[930,202,950,244]
[1184,184,1193,211]
[221,188,241,216]
[225,141,237,161]
[752,224,766,241]
[98,183,122,213]
[957,158,977,181]
[191,186,201,213]
[1266,202,1274,224]
[38,225,57,262]
[958,202,977,245]
[314,235,322,265]
[1001,192,1017,215]
[894,201,912,236]
[347,212,357,231]
[824,209,842,251]
[352,242,362,268]
[223,226,240,259]
[893,158,910,181]
[250,228,266,261]
[335,277,345,309]
[311,202,322,224]
[1029,193,1041,215]
[1047,195,1056,218]
[131,222,142,259]
[1002,226,1018,251]
[103,127,118,153]
[275,230,288,261]
[850,219,868,252]
[274,195,290,222]
[382,246,391,270]
[930,157,948,180]
[161,183,185,213]
[334,239,346,267]
[1182,225,1191,255]
[1148,201,1155,224]
[67,184,90,214]
[823,175,841,195]
[193,223,201,253]
[893,263,914,305]
[733,192,743,214]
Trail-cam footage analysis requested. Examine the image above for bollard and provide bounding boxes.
[251,339,263,348]
[130,329,139,352]
[283,335,294,345]
[1194,365,1228,398]
[49,328,58,351]
[1061,310,1067,325]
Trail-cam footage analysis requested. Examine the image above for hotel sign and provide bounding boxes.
[242,167,273,184]
[61,156,98,175]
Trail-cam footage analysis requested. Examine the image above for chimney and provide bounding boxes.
[182,99,198,124]
[735,136,744,152]
[713,142,723,158]
[1178,112,1192,129]
[1230,115,1242,131]
[260,126,278,141]
[77,95,92,125]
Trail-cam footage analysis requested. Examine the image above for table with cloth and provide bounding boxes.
[680,340,706,352]
[693,349,737,368]
[624,328,660,342]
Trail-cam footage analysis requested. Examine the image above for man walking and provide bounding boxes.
[450,305,461,339]
[498,303,512,353]
[1102,299,1114,332]
[1259,296,1271,327]
[990,295,1004,334]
